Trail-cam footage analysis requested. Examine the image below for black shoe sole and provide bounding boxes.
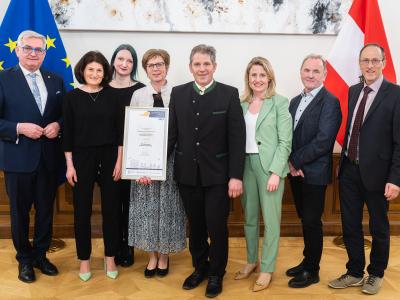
[18,276,35,283]
[288,277,320,288]
[144,268,157,278]
[156,268,169,277]
[32,265,58,276]
[205,291,222,298]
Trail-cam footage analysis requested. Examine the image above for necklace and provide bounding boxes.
[88,90,100,102]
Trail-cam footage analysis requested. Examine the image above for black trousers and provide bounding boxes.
[289,176,327,273]
[5,160,57,264]
[339,157,390,278]
[72,145,120,260]
[116,179,133,253]
[178,179,230,277]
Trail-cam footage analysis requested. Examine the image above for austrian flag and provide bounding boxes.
[324,0,397,146]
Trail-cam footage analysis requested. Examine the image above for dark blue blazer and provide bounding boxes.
[289,86,342,185]
[339,79,400,191]
[0,65,65,173]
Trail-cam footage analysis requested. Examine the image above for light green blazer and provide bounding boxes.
[241,94,292,178]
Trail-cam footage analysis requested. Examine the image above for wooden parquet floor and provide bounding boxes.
[0,237,399,299]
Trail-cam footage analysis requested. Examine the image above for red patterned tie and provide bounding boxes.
[347,86,372,161]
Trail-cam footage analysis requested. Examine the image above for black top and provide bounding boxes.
[109,82,145,107]
[109,82,145,137]
[62,87,123,151]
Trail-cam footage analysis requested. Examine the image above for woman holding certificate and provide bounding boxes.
[63,51,122,281]
[234,57,292,291]
[109,44,145,267]
[128,49,185,278]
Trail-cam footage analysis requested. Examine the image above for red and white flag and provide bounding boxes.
[324,0,397,146]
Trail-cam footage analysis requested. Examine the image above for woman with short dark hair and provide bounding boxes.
[63,51,123,281]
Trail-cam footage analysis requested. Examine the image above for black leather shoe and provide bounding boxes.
[286,262,304,277]
[288,270,319,288]
[156,258,169,277]
[33,257,58,276]
[205,276,223,298]
[182,269,208,290]
[116,247,134,267]
[18,263,36,283]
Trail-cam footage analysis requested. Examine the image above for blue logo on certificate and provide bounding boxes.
[149,111,165,118]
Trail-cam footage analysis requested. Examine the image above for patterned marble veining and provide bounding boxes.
[49,0,352,34]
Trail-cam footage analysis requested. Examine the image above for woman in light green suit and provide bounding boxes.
[234,57,292,292]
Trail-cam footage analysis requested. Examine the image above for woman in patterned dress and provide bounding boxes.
[128,49,186,278]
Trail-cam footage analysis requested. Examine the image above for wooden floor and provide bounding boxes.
[0,237,399,299]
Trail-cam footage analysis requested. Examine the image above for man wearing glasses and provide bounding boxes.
[329,43,400,295]
[0,30,65,283]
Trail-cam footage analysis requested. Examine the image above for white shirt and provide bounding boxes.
[294,84,324,129]
[194,80,215,95]
[130,82,171,107]
[19,63,48,111]
[245,111,259,154]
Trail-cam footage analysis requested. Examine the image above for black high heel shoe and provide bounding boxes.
[156,257,169,277]
[144,259,157,278]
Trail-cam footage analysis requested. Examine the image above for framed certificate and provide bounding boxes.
[122,107,169,180]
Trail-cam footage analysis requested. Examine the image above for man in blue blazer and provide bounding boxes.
[329,44,400,295]
[287,54,341,288]
[0,30,65,283]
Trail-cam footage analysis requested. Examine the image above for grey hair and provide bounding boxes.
[190,44,216,64]
[300,54,327,73]
[17,30,46,48]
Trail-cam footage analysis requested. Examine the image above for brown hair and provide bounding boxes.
[74,51,111,87]
[141,49,170,71]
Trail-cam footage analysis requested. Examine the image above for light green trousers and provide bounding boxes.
[241,154,284,272]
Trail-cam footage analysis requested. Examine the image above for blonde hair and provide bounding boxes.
[241,56,276,103]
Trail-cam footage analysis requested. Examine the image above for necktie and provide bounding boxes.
[347,86,372,161]
[28,73,43,114]
[152,92,164,108]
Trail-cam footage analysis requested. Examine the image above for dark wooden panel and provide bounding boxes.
[1,154,400,238]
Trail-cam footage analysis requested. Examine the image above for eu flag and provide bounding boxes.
[0,0,74,89]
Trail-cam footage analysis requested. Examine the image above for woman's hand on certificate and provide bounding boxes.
[137,177,152,185]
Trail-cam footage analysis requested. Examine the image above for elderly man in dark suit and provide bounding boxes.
[0,30,65,283]
[168,44,245,298]
[286,54,341,288]
[329,44,400,295]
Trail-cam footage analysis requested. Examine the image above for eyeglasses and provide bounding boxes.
[20,45,46,55]
[359,58,384,66]
[146,62,165,69]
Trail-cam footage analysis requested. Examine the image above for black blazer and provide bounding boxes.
[168,81,246,186]
[339,79,400,191]
[0,65,65,172]
[289,86,342,185]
